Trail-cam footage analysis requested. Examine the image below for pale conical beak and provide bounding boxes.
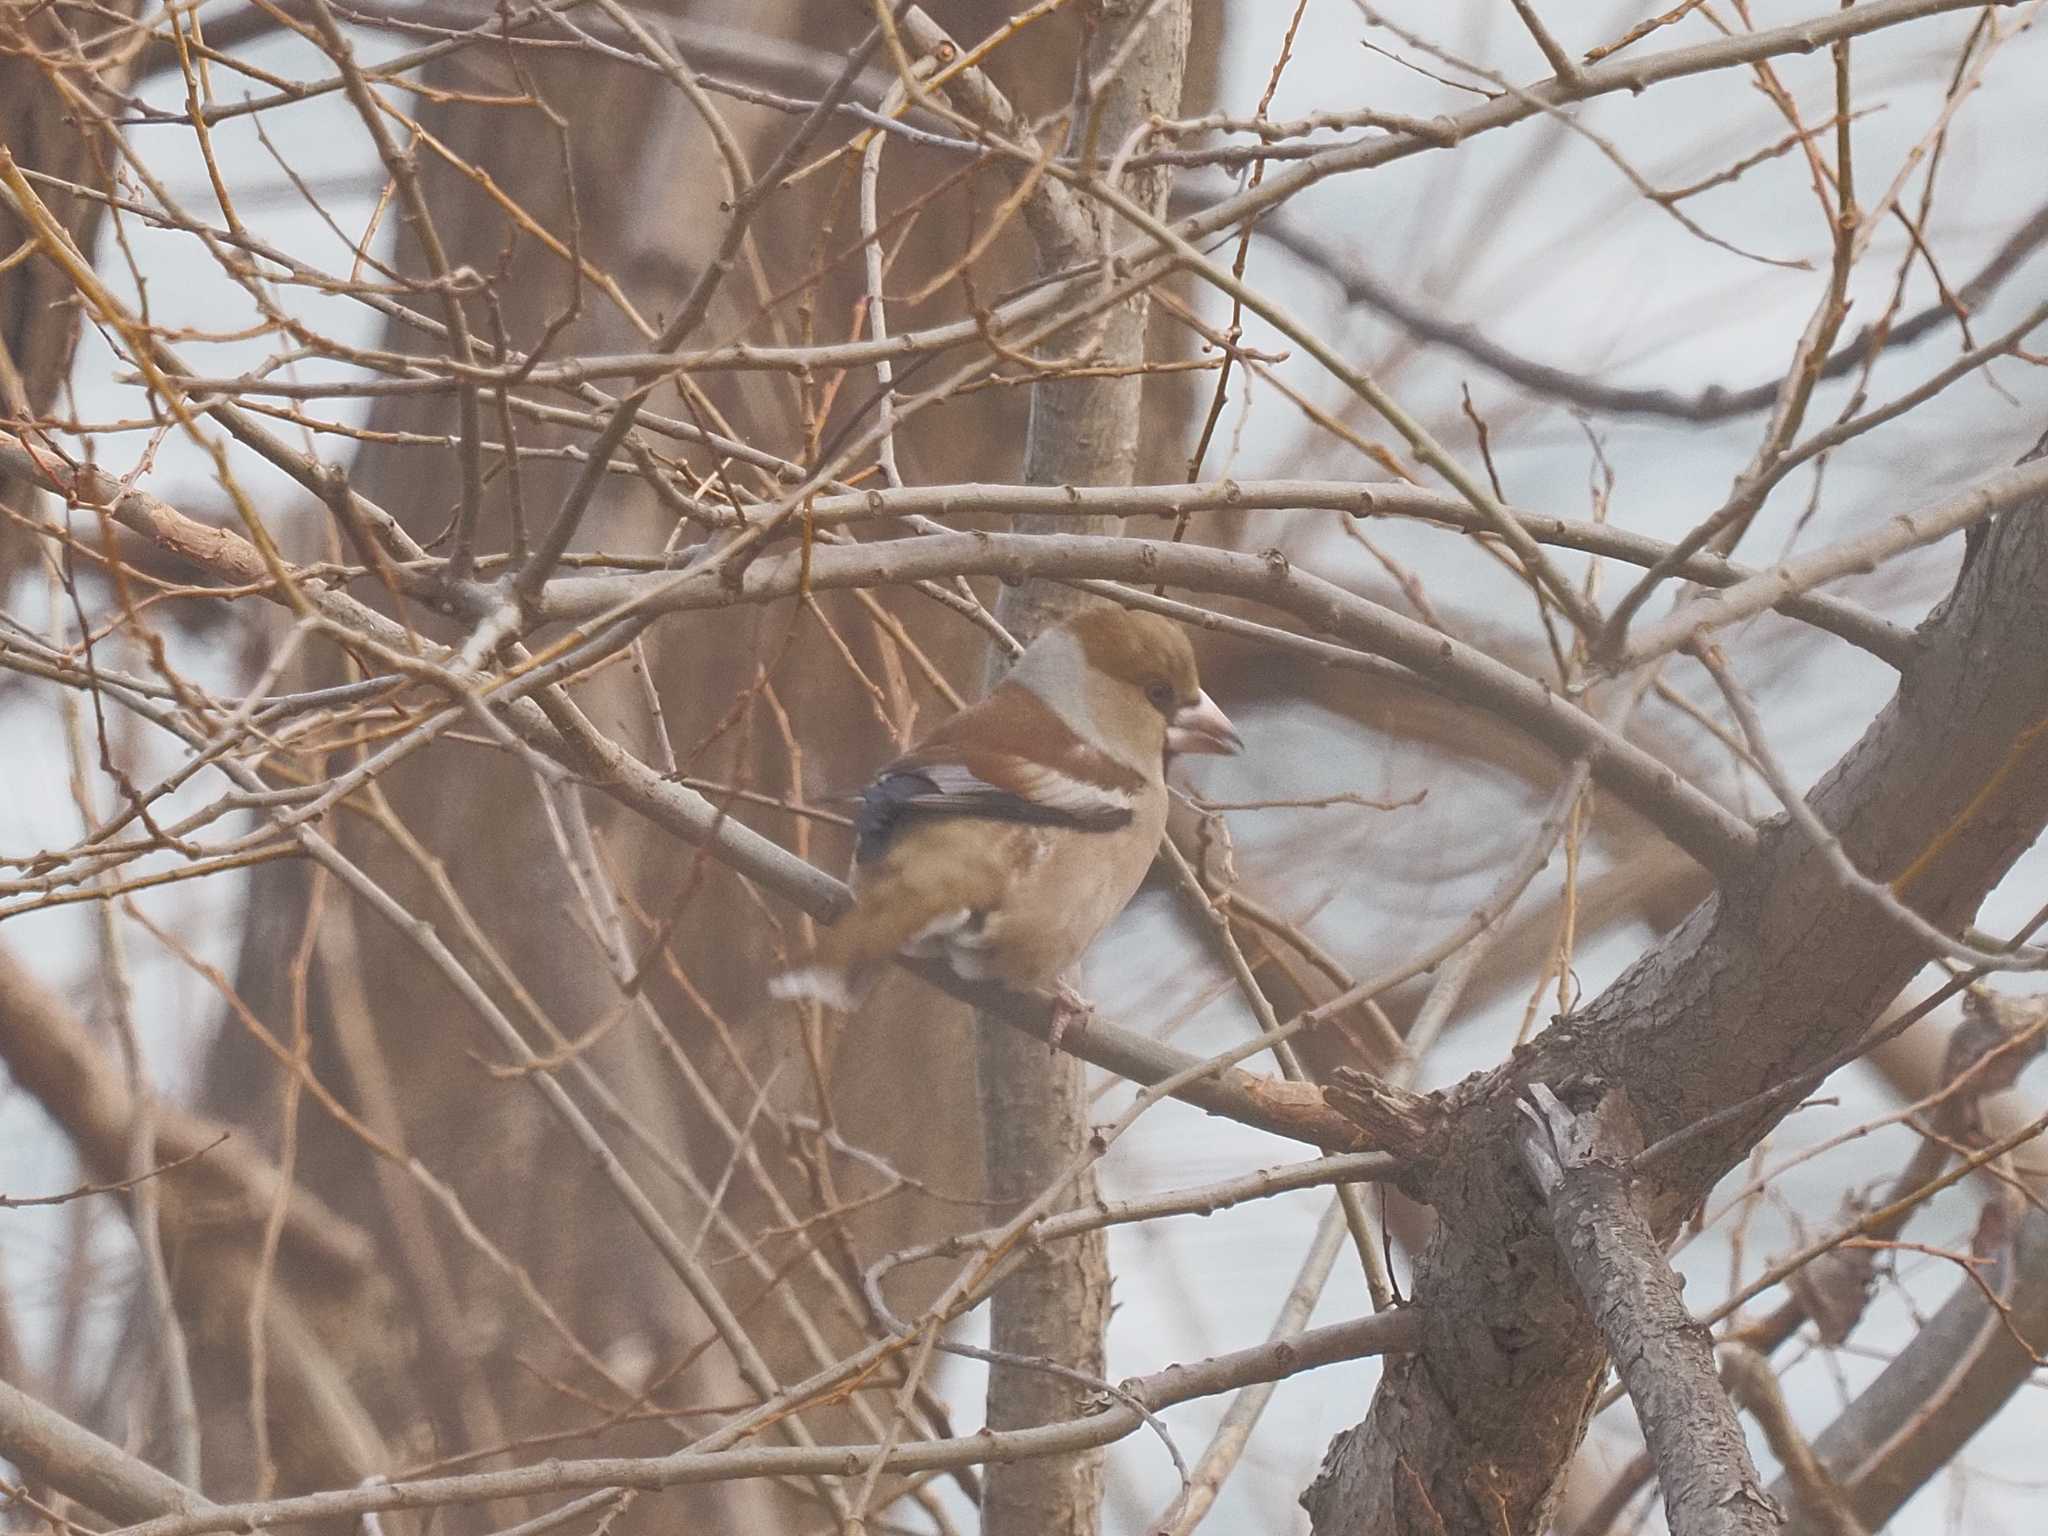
[1167,690,1243,757]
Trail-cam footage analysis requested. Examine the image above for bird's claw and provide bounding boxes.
[1048,982,1093,1053]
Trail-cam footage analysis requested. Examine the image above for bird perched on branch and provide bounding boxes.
[770,605,1241,1012]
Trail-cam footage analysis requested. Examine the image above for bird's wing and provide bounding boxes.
[852,752,1135,863]
[846,679,1154,862]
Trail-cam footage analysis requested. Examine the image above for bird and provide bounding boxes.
[769,604,1241,1013]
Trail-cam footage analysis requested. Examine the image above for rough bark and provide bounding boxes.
[1304,427,2048,1534]
[1517,1087,1780,1536]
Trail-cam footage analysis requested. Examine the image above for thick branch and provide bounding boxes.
[0,442,1826,883]
[0,1379,214,1524]
[0,439,850,919]
[1516,1086,1779,1536]
[548,531,1760,876]
[1722,1347,1864,1536]
[1615,456,2048,668]
[1304,431,2048,1535]
[715,479,1908,665]
[0,938,387,1497]
[1239,197,2048,424]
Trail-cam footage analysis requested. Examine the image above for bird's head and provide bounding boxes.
[1013,606,1243,766]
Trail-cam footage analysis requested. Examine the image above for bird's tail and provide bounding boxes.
[767,873,974,1010]
[766,960,867,1011]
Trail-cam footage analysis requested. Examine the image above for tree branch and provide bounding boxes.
[547,531,1760,876]
[907,961,1387,1151]
[952,6,1192,1533]
[1772,1201,2048,1535]
[1515,1085,1779,1536]
[111,1307,1420,1536]
[0,937,388,1497]
[1304,428,2048,1534]
[1721,1346,1865,1536]
[0,1379,214,1524]
[1231,196,2048,424]
[1614,454,2048,668]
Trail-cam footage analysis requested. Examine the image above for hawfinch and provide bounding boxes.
[770,605,1241,1010]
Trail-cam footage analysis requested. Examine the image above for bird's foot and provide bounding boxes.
[1048,981,1094,1053]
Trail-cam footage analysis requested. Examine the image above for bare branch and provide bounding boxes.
[1720,1345,1866,1536]
[113,1307,1421,1536]
[0,1378,214,1524]
[1516,1085,1780,1536]
[906,961,1387,1151]
[1773,1204,2048,1534]
[543,531,1760,876]
[1305,431,2048,1532]
[1614,451,2048,668]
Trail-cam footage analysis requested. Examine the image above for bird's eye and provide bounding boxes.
[1145,681,1176,711]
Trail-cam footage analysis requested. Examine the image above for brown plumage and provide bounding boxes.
[770,606,1241,1009]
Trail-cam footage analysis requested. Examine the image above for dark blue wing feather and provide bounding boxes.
[851,766,1129,864]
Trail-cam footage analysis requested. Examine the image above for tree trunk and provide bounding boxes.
[978,6,1190,1536]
